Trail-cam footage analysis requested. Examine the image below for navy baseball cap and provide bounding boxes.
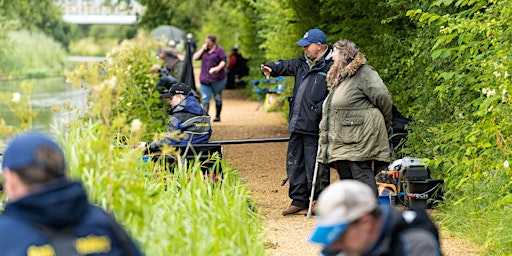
[161,83,191,98]
[296,28,327,46]
[2,132,64,171]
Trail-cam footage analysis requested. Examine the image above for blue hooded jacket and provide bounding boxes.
[0,179,143,256]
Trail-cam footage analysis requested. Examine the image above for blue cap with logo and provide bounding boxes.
[2,132,64,171]
[296,28,327,46]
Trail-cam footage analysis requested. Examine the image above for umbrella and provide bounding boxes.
[180,38,196,91]
[150,25,186,44]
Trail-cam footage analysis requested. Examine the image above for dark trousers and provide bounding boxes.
[287,132,330,208]
[330,160,379,196]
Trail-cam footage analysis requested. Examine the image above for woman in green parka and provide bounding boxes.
[317,39,393,195]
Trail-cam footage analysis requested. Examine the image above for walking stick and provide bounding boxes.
[307,146,321,219]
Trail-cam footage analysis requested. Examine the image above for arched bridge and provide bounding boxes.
[56,0,144,25]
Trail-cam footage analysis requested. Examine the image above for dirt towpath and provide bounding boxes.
[209,89,480,256]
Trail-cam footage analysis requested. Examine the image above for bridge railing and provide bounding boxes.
[56,0,144,24]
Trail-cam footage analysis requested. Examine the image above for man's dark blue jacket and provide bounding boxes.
[263,48,333,135]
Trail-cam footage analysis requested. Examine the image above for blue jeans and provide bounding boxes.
[200,77,227,106]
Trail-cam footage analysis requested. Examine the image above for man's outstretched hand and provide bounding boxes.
[260,65,272,79]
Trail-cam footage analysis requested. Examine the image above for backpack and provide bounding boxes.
[389,206,442,255]
[396,206,439,239]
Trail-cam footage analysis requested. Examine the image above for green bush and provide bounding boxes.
[68,37,121,57]
[0,30,67,78]
[394,1,512,252]
[66,31,167,138]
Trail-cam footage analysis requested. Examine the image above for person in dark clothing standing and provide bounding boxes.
[0,132,143,255]
[186,33,197,53]
[260,28,333,216]
[226,47,249,89]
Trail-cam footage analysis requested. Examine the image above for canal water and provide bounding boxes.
[0,76,88,133]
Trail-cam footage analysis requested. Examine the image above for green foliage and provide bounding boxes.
[135,0,212,32]
[0,0,78,49]
[392,0,512,251]
[0,30,67,79]
[87,24,137,41]
[244,0,303,61]
[69,37,124,57]
[0,81,36,134]
[68,25,138,56]
[66,32,168,138]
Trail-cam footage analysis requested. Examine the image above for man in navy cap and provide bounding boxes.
[0,132,143,255]
[261,28,333,216]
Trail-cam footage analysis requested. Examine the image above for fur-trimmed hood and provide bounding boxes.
[328,52,367,91]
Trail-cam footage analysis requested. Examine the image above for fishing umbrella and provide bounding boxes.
[150,25,186,44]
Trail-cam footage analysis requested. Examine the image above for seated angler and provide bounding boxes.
[138,82,212,152]
[152,64,179,94]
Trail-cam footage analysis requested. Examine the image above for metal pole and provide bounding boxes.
[209,137,290,186]
[209,137,289,145]
[307,146,321,219]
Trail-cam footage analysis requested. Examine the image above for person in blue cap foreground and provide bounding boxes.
[310,180,442,256]
[0,132,143,255]
[260,28,333,216]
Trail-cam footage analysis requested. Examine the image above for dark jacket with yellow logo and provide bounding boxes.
[0,180,143,256]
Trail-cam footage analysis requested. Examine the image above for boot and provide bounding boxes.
[214,104,222,122]
[202,103,210,115]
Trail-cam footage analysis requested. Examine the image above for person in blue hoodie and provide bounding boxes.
[138,82,212,153]
[0,132,143,255]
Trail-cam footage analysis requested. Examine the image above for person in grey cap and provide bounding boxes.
[310,180,442,256]
[260,28,333,216]
[0,132,143,255]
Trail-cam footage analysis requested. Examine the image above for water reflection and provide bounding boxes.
[0,76,88,132]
